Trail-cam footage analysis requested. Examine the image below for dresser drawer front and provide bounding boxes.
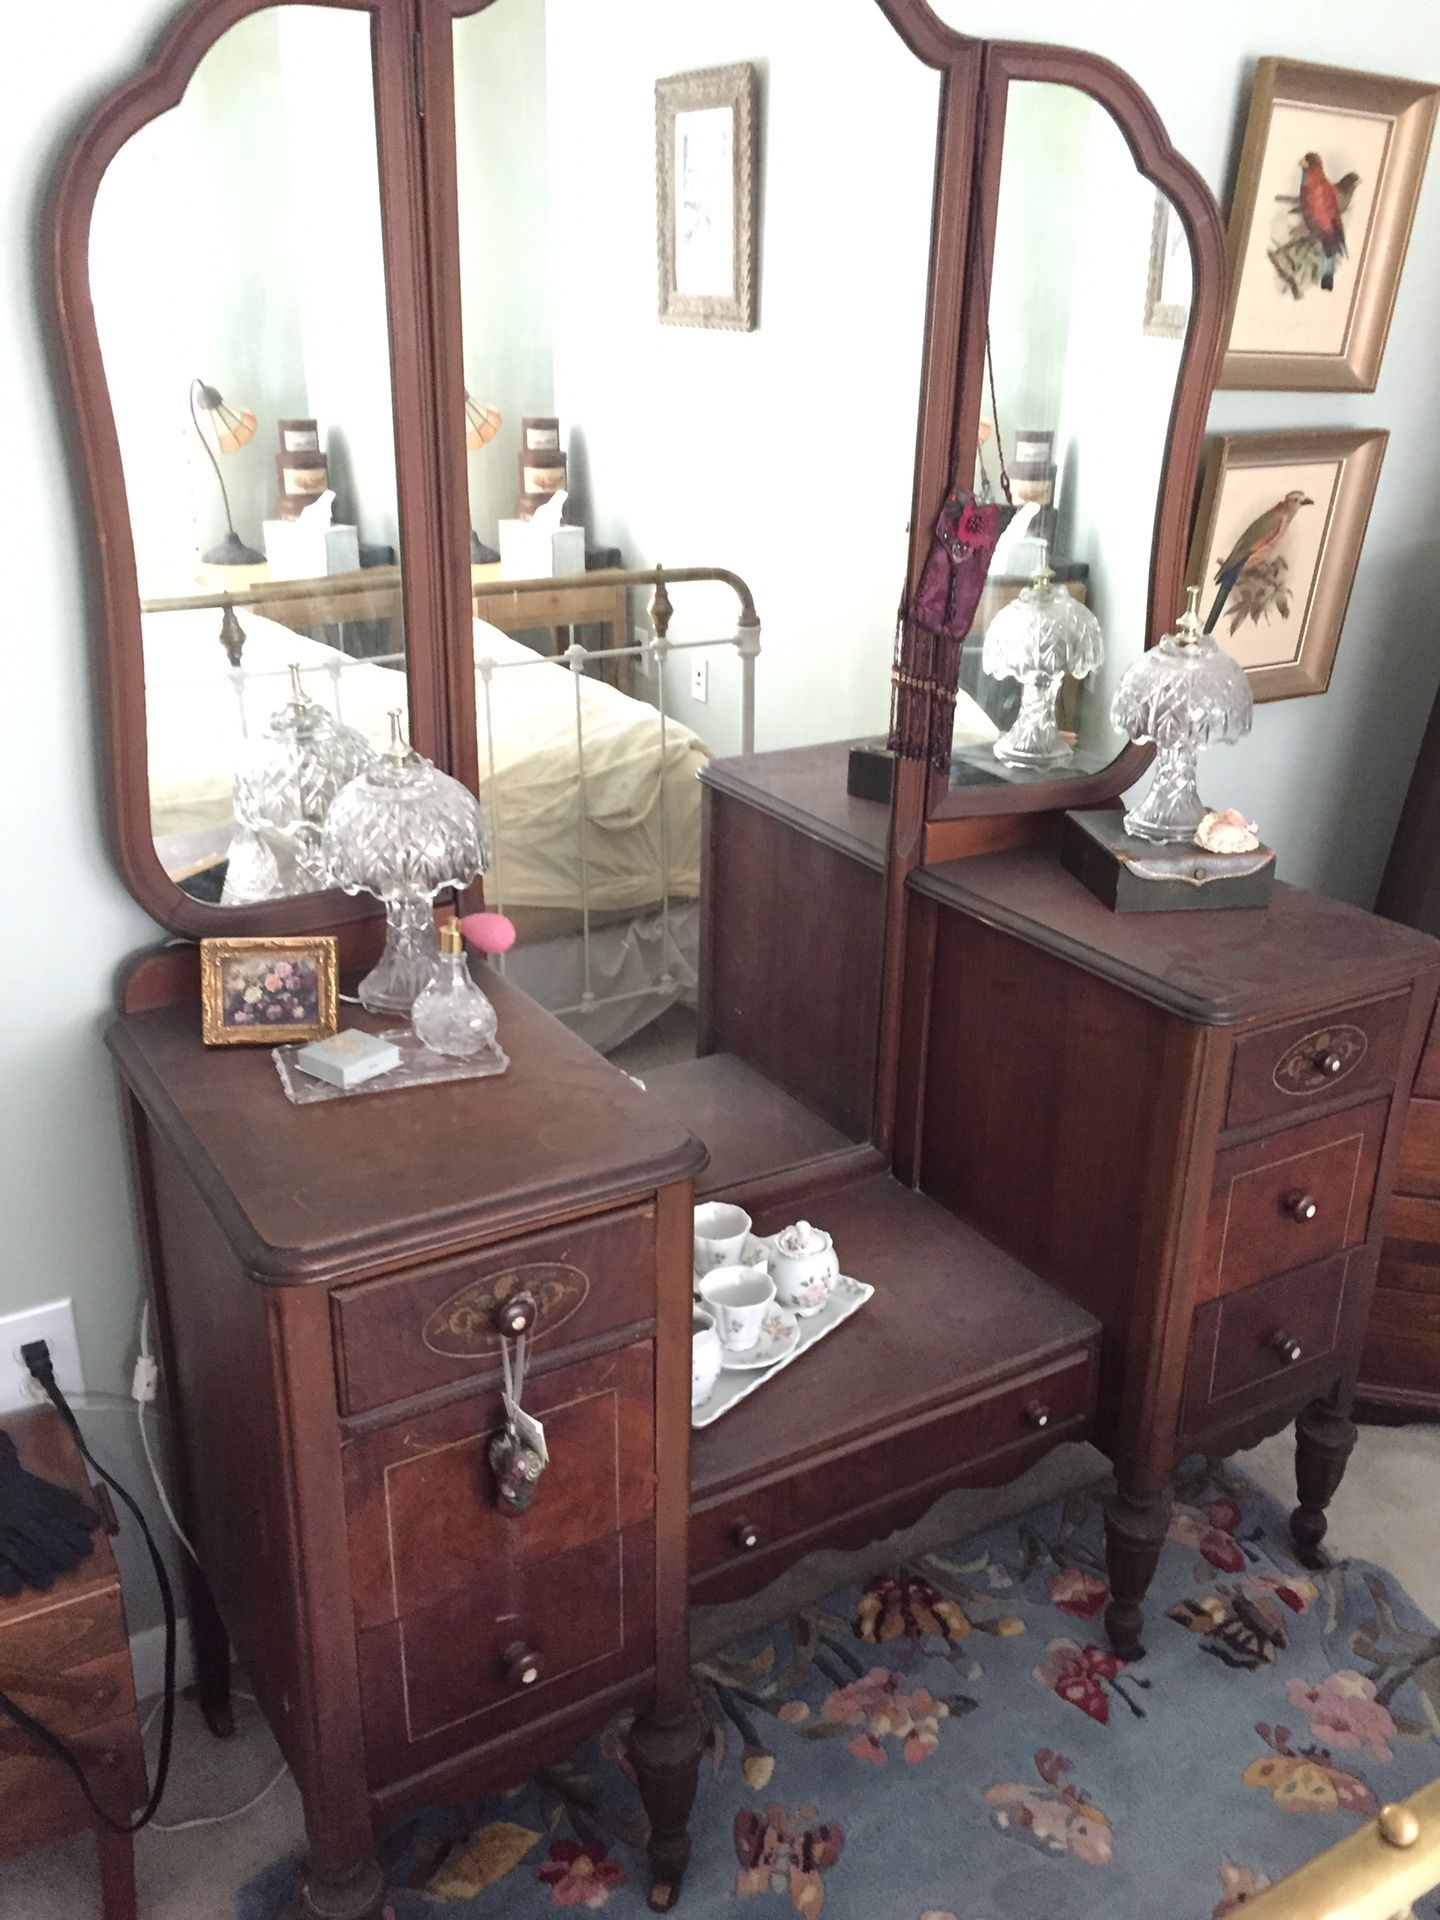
[332,1203,656,1414]
[1186,1254,1350,1416]
[1226,994,1409,1130]
[1202,1101,1386,1303]
[344,1344,654,1631]
[356,1524,655,1786]
[690,1351,1092,1582]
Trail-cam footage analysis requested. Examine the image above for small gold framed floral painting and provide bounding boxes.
[200,936,339,1046]
[1220,58,1439,391]
[1186,429,1387,702]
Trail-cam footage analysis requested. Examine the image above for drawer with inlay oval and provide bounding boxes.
[1201,1100,1387,1302]
[1225,993,1409,1131]
[331,1203,655,1414]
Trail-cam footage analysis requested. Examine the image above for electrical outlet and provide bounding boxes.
[0,1300,84,1414]
[690,658,709,703]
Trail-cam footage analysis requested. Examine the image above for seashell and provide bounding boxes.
[1195,808,1261,855]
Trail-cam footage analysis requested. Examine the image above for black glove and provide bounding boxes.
[0,1432,101,1595]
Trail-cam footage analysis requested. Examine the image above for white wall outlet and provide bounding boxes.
[0,1300,85,1414]
[690,658,709,703]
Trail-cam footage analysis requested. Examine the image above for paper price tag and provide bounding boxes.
[504,1395,549,1467]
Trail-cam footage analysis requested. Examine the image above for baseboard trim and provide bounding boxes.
[130,1618,195,1702]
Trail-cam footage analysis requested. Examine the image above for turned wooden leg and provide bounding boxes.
[630,1705,703,1913]
[182,1556,235,1739]
[1104,1485,1171,1661]
[1291,1398,1358,1569]
[296,1857,389,1920]
[96,1825,137,1920]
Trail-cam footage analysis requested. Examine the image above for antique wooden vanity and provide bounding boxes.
[52,0,1439,1914]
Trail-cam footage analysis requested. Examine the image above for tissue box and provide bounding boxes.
[263,519,362,581]
[497,520,586,580]
[292,1030,401,1088]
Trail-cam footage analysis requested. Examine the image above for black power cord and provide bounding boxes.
[0,1340,178,1833]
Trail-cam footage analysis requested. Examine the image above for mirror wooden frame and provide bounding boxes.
[48,0,451,939]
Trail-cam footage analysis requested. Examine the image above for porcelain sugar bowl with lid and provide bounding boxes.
[769,1220,839,1317]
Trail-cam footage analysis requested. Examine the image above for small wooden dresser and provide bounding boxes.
[906,848,1440,1655]
[110,970,706,1919]
[0,1409,145,1919]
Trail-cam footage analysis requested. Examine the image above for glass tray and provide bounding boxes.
[691,1277,873,1429]
[273,1027,509,1104]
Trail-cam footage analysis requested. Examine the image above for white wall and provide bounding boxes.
[8,0,1440,1628]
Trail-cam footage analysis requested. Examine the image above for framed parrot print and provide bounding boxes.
[1187,429,1387,701]
[1219,58,1439,391]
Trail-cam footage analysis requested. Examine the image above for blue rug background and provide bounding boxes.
[240,1459,1440,1919]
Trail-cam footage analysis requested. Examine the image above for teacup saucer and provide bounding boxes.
[720,1307,801,1372]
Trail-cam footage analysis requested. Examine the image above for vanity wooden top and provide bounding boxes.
[109,974,706,1284]
[701,742,890,871]
[912,845,1440,1026]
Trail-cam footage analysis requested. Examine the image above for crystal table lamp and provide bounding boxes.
[224,665,377,905]
[1110,586,1254,843]
[981,543,1104,767]
[319,712,491,1013]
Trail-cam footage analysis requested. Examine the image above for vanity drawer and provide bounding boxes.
[343,1343,655,1631]
[690,1350,1092,1588]
[356,1524,655,1787]
[1185,1253,1351,1419]
[1225,994,1409,1130]
[1201,1101,1386,1303]
[331,1202,656,1414]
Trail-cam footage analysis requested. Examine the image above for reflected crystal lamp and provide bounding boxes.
[189,378,264,566]
[320,712,490,1013]
[223,665,378,906]
[981,543,1104,767]
[1110,585,1254,843]
[465,393,503,565]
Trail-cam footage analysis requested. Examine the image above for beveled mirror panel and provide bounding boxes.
[947,81,1190,795]
[446,0,940,1107]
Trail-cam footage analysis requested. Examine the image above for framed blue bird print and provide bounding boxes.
[1220,59,1438,392]
[1186,430,1387,700]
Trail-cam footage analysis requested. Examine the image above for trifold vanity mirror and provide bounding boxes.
[54,0,1223,1167]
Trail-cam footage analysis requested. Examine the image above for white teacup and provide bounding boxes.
[693,1201,753,1277]
[692,1307,723,1408]
[698,1265,775,1353]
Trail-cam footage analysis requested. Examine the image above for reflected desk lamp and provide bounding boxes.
[465,392,502,564]
[189,378,264,566]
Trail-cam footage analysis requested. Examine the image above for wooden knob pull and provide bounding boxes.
[496,1290,538,1337]
[1024,1402,1051,1430]
[1315,1048,1344,1077]
[503,1641,544,1689]
[1270,1331,1304,1364]
[1285,1192,1318,1222]
[732,1519,761,1552]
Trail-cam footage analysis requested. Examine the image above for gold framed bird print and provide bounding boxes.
[1186,429,1387,700]
[1219,58,1438,391]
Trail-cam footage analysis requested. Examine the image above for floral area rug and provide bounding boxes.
[240,1461,1440,1919]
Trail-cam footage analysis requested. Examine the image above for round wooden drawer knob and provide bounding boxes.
[1315,1048,1345,1077]
[731,1519,761,1552]
[1024,1402,1051,1430]
[1285,1192,1319,1223]
[503,1641,544,1689]
[496,1290,538,1337]
[1270,1332,1304,1364]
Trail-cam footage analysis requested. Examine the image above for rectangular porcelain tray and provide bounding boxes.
[691,1277,873,1428]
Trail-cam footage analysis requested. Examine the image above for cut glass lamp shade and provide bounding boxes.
[223,665,378,905]
[320,712,491,1014]
[1110,586,1253,843]
[981,544,1104,768]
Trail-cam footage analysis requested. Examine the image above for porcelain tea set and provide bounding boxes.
[691,1201,843,1410]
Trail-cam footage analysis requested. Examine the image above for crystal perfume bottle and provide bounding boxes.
[412,920,499,1057]
[1110,586,1253,843]
[981,542,1104,768]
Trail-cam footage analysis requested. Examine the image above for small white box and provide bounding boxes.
[497,520,586,580]
[263,519,362,581]
[293,1030,400,1088]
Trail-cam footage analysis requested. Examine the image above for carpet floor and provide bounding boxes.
[232,1454,1440,1920]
